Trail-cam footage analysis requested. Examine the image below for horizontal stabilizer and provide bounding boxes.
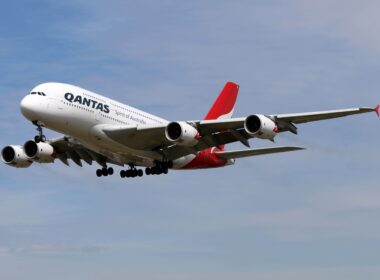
[215,146,305,160]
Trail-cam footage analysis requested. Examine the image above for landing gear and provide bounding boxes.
[120,165,144,178]
[102,160,172,179]
[34,135,46,143]
[32,121,46,143]
[96,167,114,177]
[145,161,172,176]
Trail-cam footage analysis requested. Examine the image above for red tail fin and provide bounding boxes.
[204,82,239,120]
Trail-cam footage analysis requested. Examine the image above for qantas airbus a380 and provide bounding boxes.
[1,82,379,179]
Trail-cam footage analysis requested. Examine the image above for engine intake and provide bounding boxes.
[1,145,32,168]
[244,114,277,140]
[23,140,55,163]
[165,122,199,146]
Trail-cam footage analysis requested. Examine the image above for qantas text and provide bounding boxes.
[64,93,110,113]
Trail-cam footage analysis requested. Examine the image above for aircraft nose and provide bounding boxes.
[20,95,39,121]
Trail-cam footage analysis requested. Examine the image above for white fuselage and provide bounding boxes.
[20,82,194,167]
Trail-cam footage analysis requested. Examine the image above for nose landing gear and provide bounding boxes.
[32,121,46,143]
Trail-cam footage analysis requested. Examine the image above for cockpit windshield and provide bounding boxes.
[30,92,46,96]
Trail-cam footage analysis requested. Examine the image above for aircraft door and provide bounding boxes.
[95,110,101,122]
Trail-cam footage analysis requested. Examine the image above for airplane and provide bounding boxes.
[1,81,379,179]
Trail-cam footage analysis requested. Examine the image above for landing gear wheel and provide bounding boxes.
[131,170,138,178]
[145,162,171,176]
[96,169,102,177]
[96,166,114,177]
[102,168,108,176]
[121,165,144,179]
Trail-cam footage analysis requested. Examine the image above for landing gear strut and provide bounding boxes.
[33,121,46,143]
[120,165,144,178]
[96,166,114,177]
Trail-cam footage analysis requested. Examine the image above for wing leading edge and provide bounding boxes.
[273,107,377,124]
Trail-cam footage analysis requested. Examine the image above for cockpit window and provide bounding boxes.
[30,92,46,96]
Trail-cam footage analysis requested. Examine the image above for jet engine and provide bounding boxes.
[244,114,278,140]
[1,145,32,168]
[165,121,199,146]
[23,140,55,163]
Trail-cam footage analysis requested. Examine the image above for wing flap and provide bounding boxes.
[50,137,122,167]
[215,146,305,160]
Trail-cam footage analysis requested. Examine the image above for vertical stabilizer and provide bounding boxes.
[204,82,239,120]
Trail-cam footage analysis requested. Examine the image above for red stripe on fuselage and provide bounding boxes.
[181,148,227,169]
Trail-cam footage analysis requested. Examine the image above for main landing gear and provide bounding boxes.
[33,121,46,143]
[96,166,114,177]
[120,165,144,178]
[119,161,173,179]
[145,161,172,176]
[96,161,173,179]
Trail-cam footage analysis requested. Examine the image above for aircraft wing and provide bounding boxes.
[99,105,378,161]
[100,123,254,160]
[273,107,377,124]
[215,146,305,160]
[49,136,124,167]
[196,106,378,135]
[101,124,171,150]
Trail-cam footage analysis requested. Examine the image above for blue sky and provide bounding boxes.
[0,1,380,279]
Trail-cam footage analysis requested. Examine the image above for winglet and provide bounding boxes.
[375,104,380,117]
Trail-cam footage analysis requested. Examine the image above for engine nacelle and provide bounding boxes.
[23,140,55,163]
[165,121,199,146]
[1,145,33,168]
[244,114,278,140]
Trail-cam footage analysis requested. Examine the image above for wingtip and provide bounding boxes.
[375,104,380,117]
